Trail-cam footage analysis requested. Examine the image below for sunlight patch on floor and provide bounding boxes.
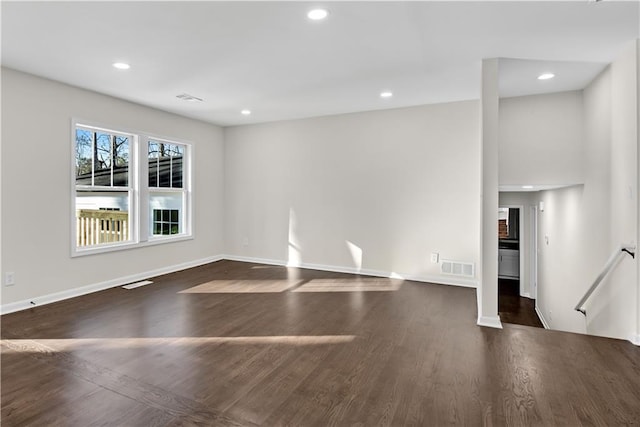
[178,279,304,293]
[293,278,403,292]
[1,335,357,353]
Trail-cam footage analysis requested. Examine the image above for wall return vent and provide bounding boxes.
[441,260,474,278]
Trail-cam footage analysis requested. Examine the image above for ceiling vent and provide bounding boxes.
[176,93,204,102]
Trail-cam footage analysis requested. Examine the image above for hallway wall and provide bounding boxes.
[536,42,638,340]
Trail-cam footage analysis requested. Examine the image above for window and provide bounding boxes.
[73,121,191,256]
[153,209,180,235]
[148,140,187,239]
[75,126,132,248]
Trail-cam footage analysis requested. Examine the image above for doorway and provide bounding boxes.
[497,205,543,328]
[498,206,520,281]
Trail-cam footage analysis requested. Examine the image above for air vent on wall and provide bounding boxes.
[441,260,474,278]
[176,93,204,102]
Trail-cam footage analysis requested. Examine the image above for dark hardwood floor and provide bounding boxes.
[2,260,640,426]
[498,278,544,328]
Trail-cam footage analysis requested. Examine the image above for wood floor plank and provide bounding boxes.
[2,259,640,426]
[1,338,254,426]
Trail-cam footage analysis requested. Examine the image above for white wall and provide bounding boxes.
[588,41,638,339]
[536,185,590,333]
[1,68,225,306]
[497,90,585,329]
[499,91,584,186]
[535,42,639,340]
[637,40,640,345]
[224,101,481,286]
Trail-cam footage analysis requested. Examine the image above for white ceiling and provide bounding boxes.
[2,1,638,126]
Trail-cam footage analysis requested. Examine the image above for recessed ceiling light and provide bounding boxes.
[112,62,130,70]
[538,73,555,80]
[307,9,328,20]
[176,93,204,102]
[241,109,251,115]
[522,185,534,189]
[380,91,393,98]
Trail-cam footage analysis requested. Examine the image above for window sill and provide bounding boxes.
[71,234,194,258]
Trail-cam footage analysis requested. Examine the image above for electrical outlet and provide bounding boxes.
[5,272,15,286]
[242,237,249,247]
[430,253,439,263]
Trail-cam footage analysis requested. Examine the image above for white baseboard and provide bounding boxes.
[535,306,550,329]
[477,315,503,329]
[628,334,640,346]
[223,255,286,268]
[1,253,478,316]
[222,254,479,288]
[1,255,223,315]
[521,292,534,299]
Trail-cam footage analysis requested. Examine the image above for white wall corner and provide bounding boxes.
[1,255,224,315]
[628,333,640,346]
[477,315,503,329]
[223,255,478,288]
[535,306,550,329]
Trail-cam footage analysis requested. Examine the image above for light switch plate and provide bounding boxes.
[5,272,15,286]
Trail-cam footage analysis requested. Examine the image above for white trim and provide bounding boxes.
[71,120,138,257]
[72,234,194,257]
[627,334,640,346]
[71,119,194,257]
[477,315,503,329]
[535,306,550,329]
[530,205,538,300]
[222,254,478,288]
[122,280,153,290]
[0,255,222,315]
[146,138,192,241]
[223,255,285,267]
[1,254,479,316]
[521,292,534,299]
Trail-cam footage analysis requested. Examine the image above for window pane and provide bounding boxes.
[75,129,93,185]
[158,143,171,188]
[76,190,130,247]
[149,142,158,187]
[171,145,183,188]
[113,136,129,187]
[94,133,112,186]
[150,192,182,236]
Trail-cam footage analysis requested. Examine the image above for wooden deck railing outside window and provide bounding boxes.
[77,209,129,247]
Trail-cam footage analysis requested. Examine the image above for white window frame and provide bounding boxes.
[71,119,193,257]
[144,136,192,243]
